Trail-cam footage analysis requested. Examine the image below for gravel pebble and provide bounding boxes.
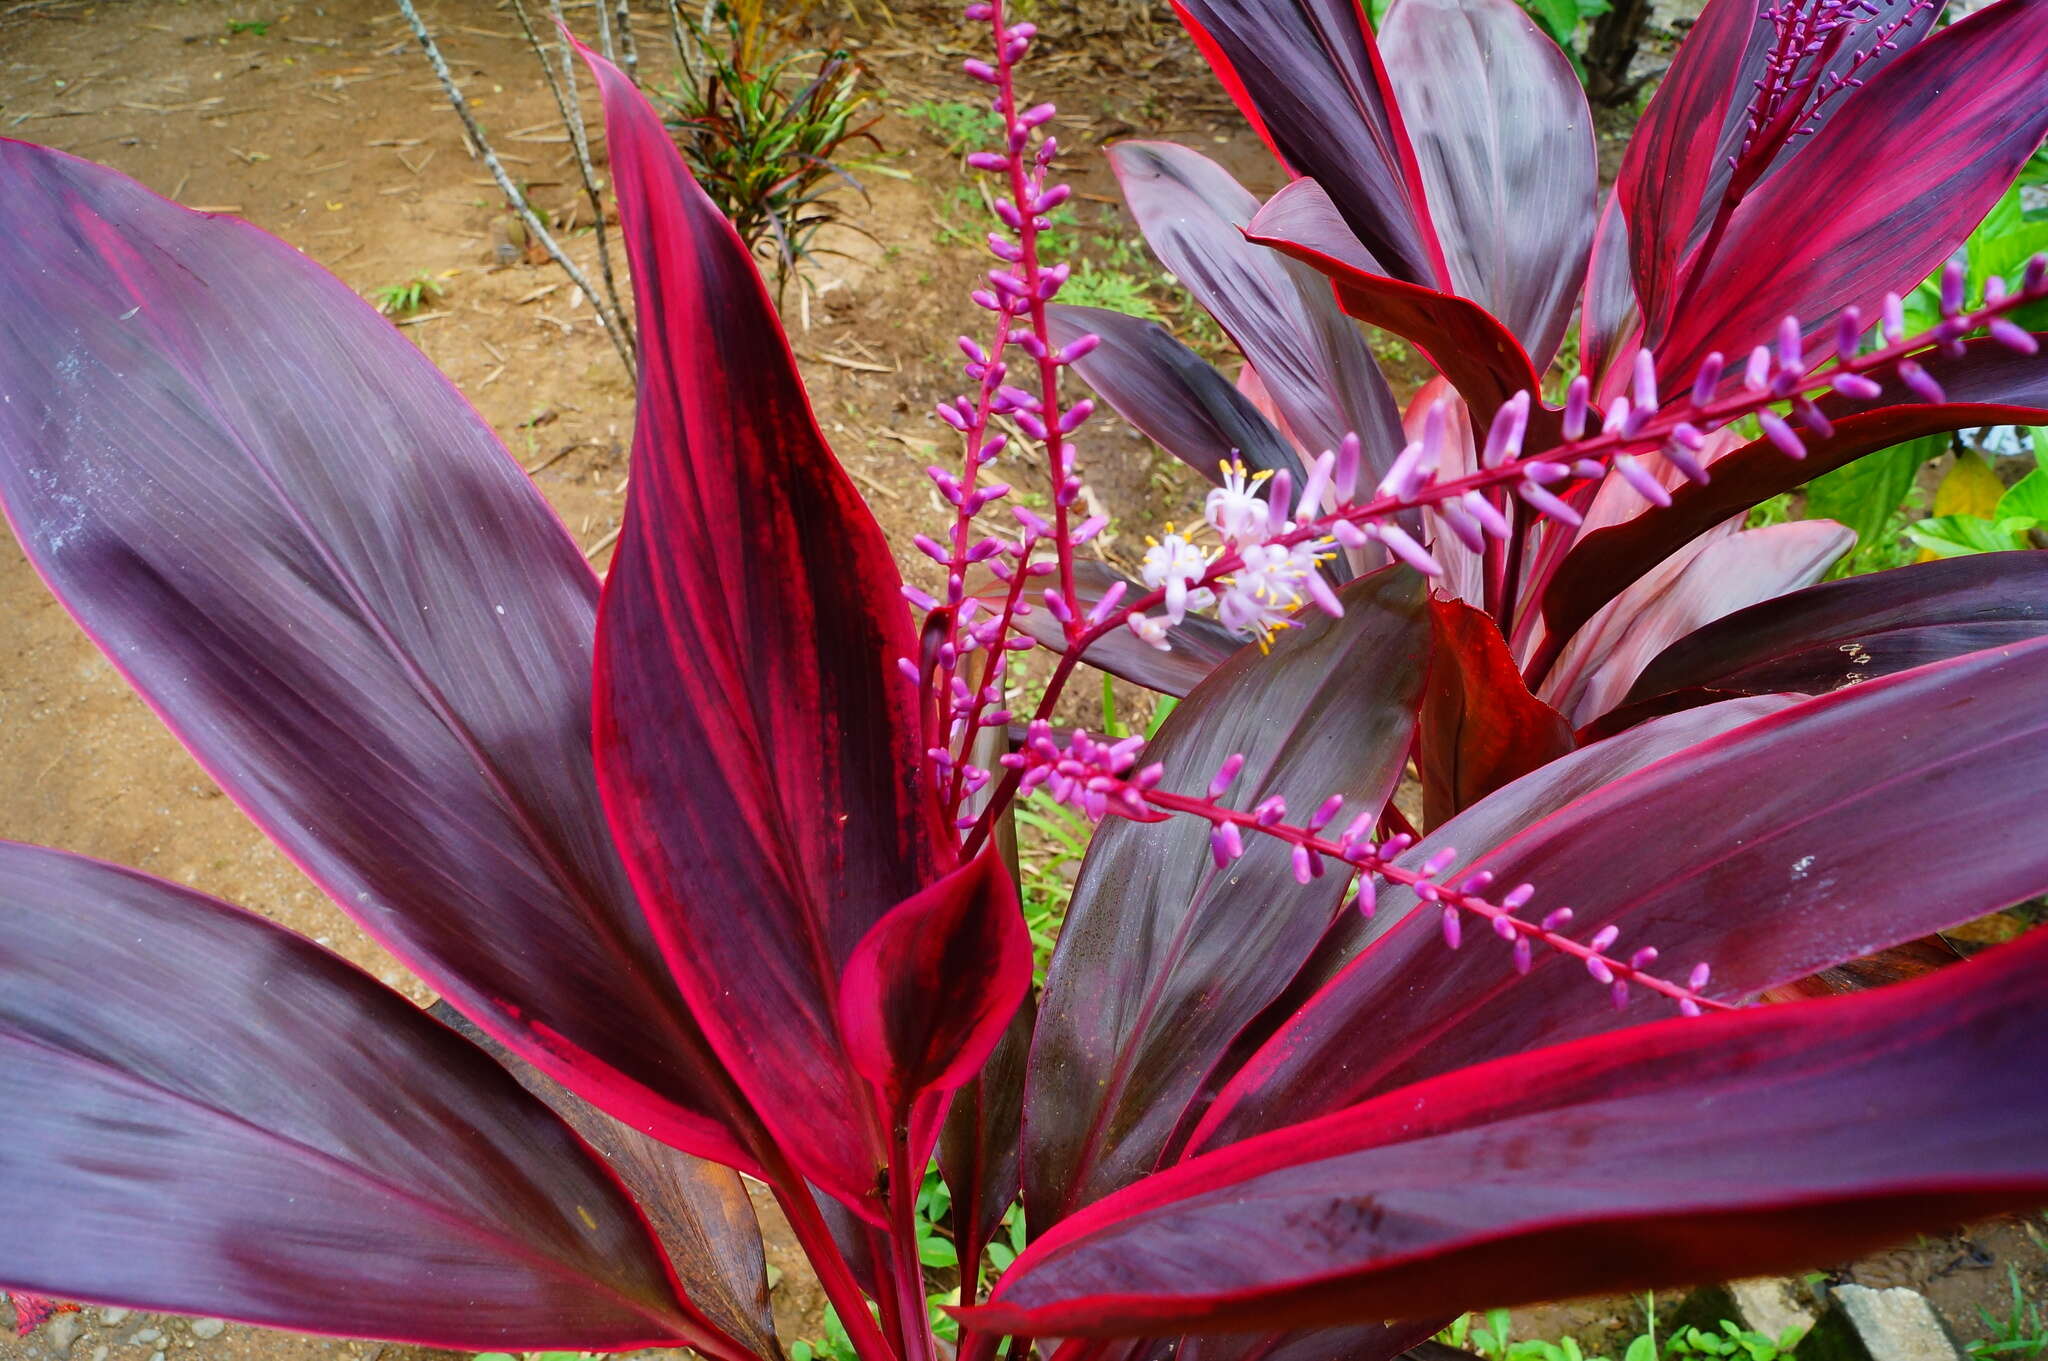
[188,1320,226,1340]
[97,1310,129,1326]
[46,1314,81,1353]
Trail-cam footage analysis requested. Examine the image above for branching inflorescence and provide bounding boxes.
[905,0,2048,1018]
[1003,721,1729,1016]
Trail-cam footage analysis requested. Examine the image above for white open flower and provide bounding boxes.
[1139,529,1215,624]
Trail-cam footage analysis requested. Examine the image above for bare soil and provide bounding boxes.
[0,1,2040,1359]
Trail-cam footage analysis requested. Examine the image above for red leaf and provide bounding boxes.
[1420,598,1573,828]
[1193,639,2048,1150]
[1650,0,2048,379]
[1380,0,1595,367]
[1580,190,1641,394]
[1246,179,1548,438]
[581,47,939,1211]
[0,139,752,1169]
[963,927,2048,1338]
[0,842,729,1352]
[1540,337,2048,657]
[1617,0,1942,348]
[838,847,1032,1153]
[1170,0,1446,287]
[8,1294,76,1338]
[1614,0,1761,339]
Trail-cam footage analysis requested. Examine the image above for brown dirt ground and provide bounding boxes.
[0,1,2041,1359]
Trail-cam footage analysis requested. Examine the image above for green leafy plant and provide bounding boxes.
[659,0,880,296]
[226,18,271,36]
[1906,441,2048,558]
[368,271,444,317]
[1802,434,1947,577]
[1969,1266,2048,1361]
[905,99,1004,157]
[1439,1301,1800,1361]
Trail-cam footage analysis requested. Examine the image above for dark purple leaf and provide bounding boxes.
[1106,142,1404,473]
[0,139,753,1168]
[431,1003,780,1360]
[1246,179,1548,438]
[1022,565,1430,1228]
[1650,0,2048,380]
[1170,0,1445,287]
[973,559,1245,698]
[1540,337,2048,655]
[1621,550,2048,706]
[583,48,934,1212]
[1191,638,2048,1150]
[940,991,1035,1290]
[1420,597,1574,829]
[1046,304,1302,484]
[0,842,739,1354]
[1380,0,1595,367]
[965,926,2048,1337]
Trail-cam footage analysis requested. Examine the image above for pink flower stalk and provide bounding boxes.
[1000,721,1726,1017]
[910,0,1102,827]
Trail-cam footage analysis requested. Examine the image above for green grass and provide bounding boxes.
[903,99,1003,157]
[1439,1296,1805,1361]
[1969,1266,2048,1361]
[369,272,444,317]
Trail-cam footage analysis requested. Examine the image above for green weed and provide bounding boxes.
[370,271,444,317]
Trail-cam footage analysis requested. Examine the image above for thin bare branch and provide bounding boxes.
[508,0,633,354]
[395,0,634,372]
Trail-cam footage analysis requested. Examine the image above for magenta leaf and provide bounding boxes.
[430,1004,780,1361]
[1193,639,2048,1149]
[1106,142,1404,473]
[0,139,752,1168]
[1580,190,1641,393]
[1541,337,2048,652]
[965,926,2048,1337]
[1420,598,1574,828]
[1047,304,1304,484]
[1246,179,1548,436]
[1022,565,1430,1228]
[7,1294,73,1339]
[1617,0,1942,346]
[1170,0,1443,287]
[0,842,738,1354]
[581,48,941,1212]
[1380,0,1595,367]
[1613,0,1765,338]
[1620,550,2048,708]
[1651,0,2048,379]
[838,847,1032,1155]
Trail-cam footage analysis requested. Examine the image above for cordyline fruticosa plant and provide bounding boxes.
[3,0,2048,1357]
